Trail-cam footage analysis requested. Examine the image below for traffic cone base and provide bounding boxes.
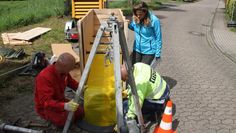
[153,100,177,133]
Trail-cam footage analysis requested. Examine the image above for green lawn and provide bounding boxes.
[0,0,183,31]
[1,16,69,57]
[108,0,183,16]
[0,0,64,32]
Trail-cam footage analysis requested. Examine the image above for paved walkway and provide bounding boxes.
[156,0,236,132]
[208,0,236,63]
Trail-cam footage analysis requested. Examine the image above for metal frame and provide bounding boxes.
[63,23,106,133]
[63,17,145,133]
[119,23,145,133]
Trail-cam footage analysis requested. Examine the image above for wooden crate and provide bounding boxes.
[77,9,128,70]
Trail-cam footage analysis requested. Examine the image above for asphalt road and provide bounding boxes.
[148,0,236,132]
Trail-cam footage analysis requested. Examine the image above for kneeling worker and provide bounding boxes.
[34,52,84,127]
[121,62,170,131]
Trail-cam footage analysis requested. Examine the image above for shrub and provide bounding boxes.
[122,8,133,16]
[226,0,236,21]
[108,0,162,16]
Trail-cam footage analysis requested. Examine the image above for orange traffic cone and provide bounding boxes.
[153,100,176,133]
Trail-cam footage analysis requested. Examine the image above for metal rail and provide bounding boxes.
[62,23,106,133]
[119,24,145,132]
[63,15,145,133]
[0,63,31,78]
[112,22,125,132]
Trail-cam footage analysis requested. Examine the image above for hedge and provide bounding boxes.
[226,0,236,21]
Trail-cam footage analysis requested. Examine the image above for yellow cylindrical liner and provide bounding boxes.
[84,54,116,126]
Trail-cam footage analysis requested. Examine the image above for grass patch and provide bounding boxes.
[108,0,182,16]
[0,16,69,94]
[0,17,70,76]
[0,0,64,32]
[1,17,69,56]
[230,27,236,32]
[148,1,163,10]
[225,12,236,32]
[108,0,163,16]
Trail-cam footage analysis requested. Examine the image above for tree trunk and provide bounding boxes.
[128,0,133,7]
[64,0,71,16]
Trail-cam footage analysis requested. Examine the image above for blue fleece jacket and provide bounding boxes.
[128,13,162,58]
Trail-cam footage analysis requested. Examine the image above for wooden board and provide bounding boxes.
[78,9,127,69]
[1,33,31,45]
[94,9,124,22]
[13,27,51,41]
[69,65,81,82]
[79,9,94,67]
[51,44,80,63]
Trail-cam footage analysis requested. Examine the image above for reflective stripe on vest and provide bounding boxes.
[146,76,163,99]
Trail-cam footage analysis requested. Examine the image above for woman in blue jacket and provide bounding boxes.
[129,1,162,66]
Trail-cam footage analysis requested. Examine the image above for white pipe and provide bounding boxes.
[0,123,44,133]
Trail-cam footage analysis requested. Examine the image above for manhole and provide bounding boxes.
[189,31,205,36]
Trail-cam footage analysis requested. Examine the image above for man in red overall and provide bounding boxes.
[34,52,84,127]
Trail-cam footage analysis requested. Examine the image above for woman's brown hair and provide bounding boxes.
[132,1,151,26]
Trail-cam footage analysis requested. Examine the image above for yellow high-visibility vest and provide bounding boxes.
[127,62,167,118]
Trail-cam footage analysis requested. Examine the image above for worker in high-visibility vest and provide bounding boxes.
[121,62,170,131]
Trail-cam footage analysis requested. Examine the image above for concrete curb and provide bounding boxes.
[206,0,236,64]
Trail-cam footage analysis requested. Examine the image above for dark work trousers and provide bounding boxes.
[131,51,155,65]
[123,85,170,117]
[142,85,170,115]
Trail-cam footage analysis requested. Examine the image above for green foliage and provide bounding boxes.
[226,0,236,21]
[0,0,64,32]
[108,0,136,16]
[230,27,236,32]
[0,0,26,1]
[108,0,163,16]
[148,0,163,10]
[122,8,133,16]
[108,0,129,8]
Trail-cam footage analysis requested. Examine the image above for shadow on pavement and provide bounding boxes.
[162,76,177,90]
[155,15,167,19]
[172,118,180,131]
[158,4,186,12]
[172,103,176,116]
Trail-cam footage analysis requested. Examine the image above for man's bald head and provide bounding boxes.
[58,53,75,64]
[55,53,76,74]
